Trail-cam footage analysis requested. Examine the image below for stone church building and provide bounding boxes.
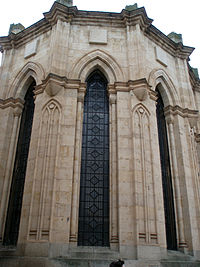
[0,1,200,266]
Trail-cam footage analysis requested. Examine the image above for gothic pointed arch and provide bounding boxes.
[3,80,36,246]
[132,104,158,244]
[132,103,151,116]
[156,88,177,250]
[78,70,109,246]
[7,61,45,99]
[148,69,181,106]
[28,99,61,241]
[69,49,125,83]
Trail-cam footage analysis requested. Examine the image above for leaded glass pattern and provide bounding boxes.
[78,71,109,246]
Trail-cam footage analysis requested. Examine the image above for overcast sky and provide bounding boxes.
[0,0,199,72]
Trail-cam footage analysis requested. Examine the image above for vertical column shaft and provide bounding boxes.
[109,93,119,245]
[0,109,22,240]
[167,117,187,249]
[70,91,85,243]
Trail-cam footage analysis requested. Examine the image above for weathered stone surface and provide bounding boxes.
[167,32,183,43]
[56,0,73,7]
[0,1,200,267]
[9,23,25,34]
[125,4,138,11]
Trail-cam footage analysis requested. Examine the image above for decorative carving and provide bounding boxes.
[109,93,117,105]
[129,79,150,101]
[133,105,157,244]
[29,100,61,241]
[45,79,62,96]
[133,87,148,101]
[164,105,198,119]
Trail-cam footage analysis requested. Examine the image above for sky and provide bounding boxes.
[0,0,199,73]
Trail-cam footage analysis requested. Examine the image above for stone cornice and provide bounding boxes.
[44,1,78,25]
[121,7,153,30]
[34,73,85,96]
[188,64,200,92]
[145,25,194,59]
[164,105,198,119]
[0,2,195,60]
[0,97,24,109]
[0,19,51,51]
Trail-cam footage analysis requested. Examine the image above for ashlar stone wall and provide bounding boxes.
[0,2,200,266]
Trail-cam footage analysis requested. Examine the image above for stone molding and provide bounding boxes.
[0,97,24,110]
[128,78,150,101]
[148,68,181,106]
[7,61,45,99]
[0,2,194,59]
[34,74,153,97]
[164,105,199,119]
[145,25,194,59]
[188,64,200,92]
[121,7,153,30]
[44,1,77,25]
[69,49,124,83]
[34,73,86,96]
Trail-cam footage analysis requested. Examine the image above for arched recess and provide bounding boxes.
[7,61,45,99]
[132,103,151,116]
[28,99,61,241]
[132,104,158,244]
[148,69,181,107]
[3,80,36,246]
[78,70,109,246]
[156,88,177,250]
[69,49,124,83]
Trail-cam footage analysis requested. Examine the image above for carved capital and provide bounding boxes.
[108,84,116,95]
[109,93,117,105]
[13,106,23,117]
[165,114,174,125]
[77,92,85,103]
[149,89,158,101]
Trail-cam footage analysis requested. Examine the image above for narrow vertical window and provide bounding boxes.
[156,89,177,250]
[78,71,109,246]
[3,81,35,246]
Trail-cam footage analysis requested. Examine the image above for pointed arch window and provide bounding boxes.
[156,88,177,250]
[78,71,109,246]
[3,81,35,246]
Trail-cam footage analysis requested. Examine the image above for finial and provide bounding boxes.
[125,3,138,11]
[56,0,73,7]
[167,32,183,43]
[9,23,25,35]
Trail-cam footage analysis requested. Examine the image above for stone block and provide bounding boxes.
[24,40,38,59]
[89,29,107,44]
[155,47,168,67]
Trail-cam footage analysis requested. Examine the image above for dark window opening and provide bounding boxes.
[78,71,109,246]
[156,89,177,250]
[3,81,35,246]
